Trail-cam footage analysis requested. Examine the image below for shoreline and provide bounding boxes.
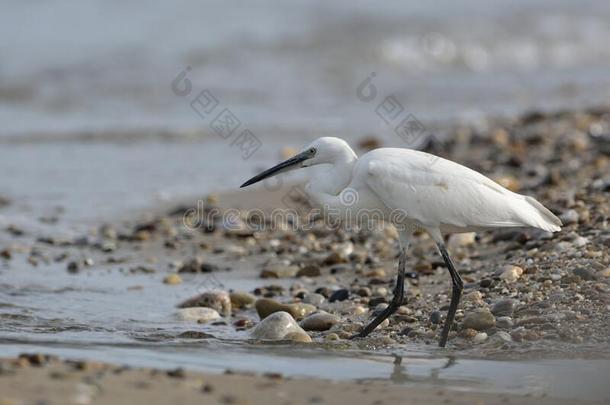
[0,106,609,403]
[0,355,604,405]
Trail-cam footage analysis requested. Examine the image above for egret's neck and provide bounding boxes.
[306,151,357,206]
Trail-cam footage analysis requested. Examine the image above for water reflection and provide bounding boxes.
[389,354,456,384]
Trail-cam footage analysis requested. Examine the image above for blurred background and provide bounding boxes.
[1,0,610,228]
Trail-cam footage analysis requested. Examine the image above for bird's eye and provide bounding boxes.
[308,148,316,155]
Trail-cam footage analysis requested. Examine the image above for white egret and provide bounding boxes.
[240,137,561,347]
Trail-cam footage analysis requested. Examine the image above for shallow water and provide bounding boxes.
[3,0,610,137]
[1,258,609,401]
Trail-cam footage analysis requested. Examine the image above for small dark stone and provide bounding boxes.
[329,289,349,303]
[572,268,597,281]
[177,331,214,339]
[355,286,372,297]
[166,367,186,378]
[491,299,516,317]
[367,296,387,307]
[296,265,321,277]
[323,252,347,266]
[315,287,332,298]
[480,278,494,288]
[0,249,11,260]
[18,353,55,366]
[430,311,443,324]
[201,263,220,272]
[400,326,413,336]
[67,261,80,274]
[178,258,219,273]
[329,265,350,274]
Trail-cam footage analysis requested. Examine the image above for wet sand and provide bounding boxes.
[0,355,600,405]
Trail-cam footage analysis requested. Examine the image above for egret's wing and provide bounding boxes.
[360,148,560,232]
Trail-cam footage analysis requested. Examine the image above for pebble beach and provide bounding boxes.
[1,107,609,403]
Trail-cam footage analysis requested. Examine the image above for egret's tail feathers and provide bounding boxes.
[522,196,562,232]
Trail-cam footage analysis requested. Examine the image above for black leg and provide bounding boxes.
[437,243,463,348]
[352,249,407,338]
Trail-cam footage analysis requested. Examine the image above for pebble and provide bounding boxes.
[516,316,546,326]
[373,286,388,296]
[260,264,299,279]
[462,308,496,331]
[572,236,589,247]
[524,330,540,341]
[296,265,321,277]
[300,312,340,331]
[559,209,579,225]
[67,261,80,274]
[346,305,368,315]
[0,249,11,260]
[178,257,220,273]
[463,291,484,304]
[497,265,523,282]
[250,311,312,342]
[365,268,386,278]
[572,267,597,281]
[459,328,478,339]
[377,319,390,329]
[166,368,186,378]
[229,292,257,309]
[430,311,443,324]
[447,232,476,249]
[329,289,349,302]
[495,331,512,343]
[355,287,372,297]
[315,287,332,298]
[175,307,221,322]
[495,316,514,329]
[491,299,516,317]
[480,278,495,288]
[178,291,232,317]
[473,332,488,343]
[163,274,183,285]
[178,258,220,273]
[177,331,214,339]
[323,252,348,266]
[255,298,316,320]
[18,353,57,366]
[302,293,325,306]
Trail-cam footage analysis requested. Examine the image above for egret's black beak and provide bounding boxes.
[240,150,313,188]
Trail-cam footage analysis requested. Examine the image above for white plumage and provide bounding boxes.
[360,147,561,233]
[241,136,561,347]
